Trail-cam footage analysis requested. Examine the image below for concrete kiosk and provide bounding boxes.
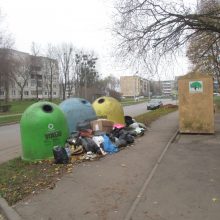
[178,72,214,134]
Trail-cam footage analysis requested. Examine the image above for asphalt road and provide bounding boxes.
[0,99,177,164]
[0,124,21,164]
[124,98,178,116]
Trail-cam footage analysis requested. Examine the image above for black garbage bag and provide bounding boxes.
[53,146,69,164]
[111,128,122,138]
[76,120,92,131]
[119,130,135,144]
[124,115,134,127]
[81,137,101,154]
[115,138,127,148]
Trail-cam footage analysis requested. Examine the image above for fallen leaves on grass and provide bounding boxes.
[0,158,76,205]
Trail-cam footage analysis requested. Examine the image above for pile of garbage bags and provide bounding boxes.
[20,96,147,163]
[53,116,147,164]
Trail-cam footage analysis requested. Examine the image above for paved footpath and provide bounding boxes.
[132,115,220,220]
[14,111,179,220]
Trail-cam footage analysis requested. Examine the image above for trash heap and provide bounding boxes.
[54,116,146,163]
[53,96,146,164]
[20,97,147,163]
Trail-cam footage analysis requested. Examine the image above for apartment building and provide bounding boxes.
[0,49,60,100]
[150,80,176,97]
[161,80,175,96]
[120,76,149,97]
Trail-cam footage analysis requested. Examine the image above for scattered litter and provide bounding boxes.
[212,198,218,202]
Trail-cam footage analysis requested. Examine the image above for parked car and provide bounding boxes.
[147,100,163,110]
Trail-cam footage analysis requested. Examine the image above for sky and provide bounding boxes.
[0,0,191,80]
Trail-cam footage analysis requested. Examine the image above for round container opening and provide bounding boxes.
[42,104,53,113]
[81,100,87,104]
[98,98,105,104]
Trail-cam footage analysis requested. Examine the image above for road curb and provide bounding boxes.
[124,128,179,220]
[0,197,22,220]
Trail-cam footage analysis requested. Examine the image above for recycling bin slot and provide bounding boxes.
[98,98,105,104]
[42,104,53,113]
[81,100,88,104]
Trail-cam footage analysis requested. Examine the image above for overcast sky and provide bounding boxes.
[0,0,191,80]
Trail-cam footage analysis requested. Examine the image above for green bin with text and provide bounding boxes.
[20,101,69,161]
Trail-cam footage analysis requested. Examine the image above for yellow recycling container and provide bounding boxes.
[178,72,214,133]
[92,96,125,124]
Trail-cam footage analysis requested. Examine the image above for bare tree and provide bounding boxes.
[0,12,14,103]
[30,42,42,100]
[55,43,74,100]
[74,51,99,99]
[114,0,220,63]
[44,44,58,101]
[0,49,13,103]
[187,0,220,83]
[11,55,31,100]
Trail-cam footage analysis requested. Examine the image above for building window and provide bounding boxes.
[11,81,15,88]
[12,90,16,96]
[31,90,36,95]
[45,92,47,95]
[31,80,36,87]
[53,84,56,88]
[24,91,29,96]
[53,92,56,95]
[38,81,42,87]
[0,91,4,95]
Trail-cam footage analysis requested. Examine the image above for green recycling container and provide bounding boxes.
[20,101,69,161]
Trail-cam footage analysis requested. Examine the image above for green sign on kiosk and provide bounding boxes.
[20,102,69,161]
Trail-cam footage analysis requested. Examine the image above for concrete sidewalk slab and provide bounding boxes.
[132,114,220,220]
[14,111,178,220]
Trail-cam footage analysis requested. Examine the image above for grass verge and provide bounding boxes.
[0,99,61,125]
[0,99,61,116]
[134,106,178,125]
[0,115,22,125]
[0,158,77,205]
[121,99,148,106]
[0,106,177,205]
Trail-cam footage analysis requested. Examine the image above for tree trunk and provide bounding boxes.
[20,91,23,101]
[4,81,9,103]
[62,83,66,100]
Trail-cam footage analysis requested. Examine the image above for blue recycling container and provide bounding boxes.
[59,98,97,134]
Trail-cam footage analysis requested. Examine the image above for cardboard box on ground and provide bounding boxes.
[90,119,114,133]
